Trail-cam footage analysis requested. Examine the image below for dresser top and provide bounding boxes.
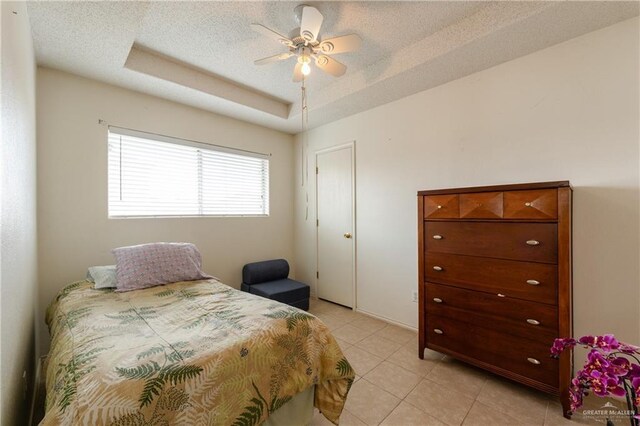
[417,181,571,196]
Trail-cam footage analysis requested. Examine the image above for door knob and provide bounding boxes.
[344,233,352,239]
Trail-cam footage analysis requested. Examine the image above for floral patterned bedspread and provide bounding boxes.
[43,279,354,425]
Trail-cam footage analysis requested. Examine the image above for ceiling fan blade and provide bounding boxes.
[318,34,362,54]
[300,6,323,42]
[254,52,294,66]
[315,55,346,77]
[251,23,293,46]
[292,62,304,82]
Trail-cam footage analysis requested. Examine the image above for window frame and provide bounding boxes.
[107,126,270,219]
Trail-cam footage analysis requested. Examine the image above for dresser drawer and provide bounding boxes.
[459,192,503,219]
[426,314,559,387]
[425,282,558,343]
[425,253,557,304]
[424,194,459,219]
[504,189,558,219]
[425,222,558,263]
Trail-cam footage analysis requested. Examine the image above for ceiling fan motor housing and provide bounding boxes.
[297,47,312,63]
[288,29,319,48]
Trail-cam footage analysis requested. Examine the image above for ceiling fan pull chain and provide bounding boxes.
[301,78,309,132]
[301,78,309,185]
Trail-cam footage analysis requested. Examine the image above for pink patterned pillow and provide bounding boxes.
[113,243,212,292]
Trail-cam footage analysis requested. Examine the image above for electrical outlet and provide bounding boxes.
[412,291,418,303]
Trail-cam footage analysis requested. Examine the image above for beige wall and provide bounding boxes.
[294,18,640,346]
[36,68,295,354]
[1,2,38,424]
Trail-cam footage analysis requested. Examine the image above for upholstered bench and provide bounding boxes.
[241,259,310,311]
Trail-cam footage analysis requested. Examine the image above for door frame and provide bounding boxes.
[314,141,357,310]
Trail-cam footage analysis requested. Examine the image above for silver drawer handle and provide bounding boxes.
[433,298,443,303]
[437,205,442,209]
[526,240,540,246]
[432,266,443,271]
[527,357,541,365]
[434,328,444,334]
[526,319,540,325]
[525,202,532,207]
[432,235,443,240]
[526,279,540,286]
[497,293,506,298]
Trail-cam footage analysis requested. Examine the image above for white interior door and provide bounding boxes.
[316,145,354,308]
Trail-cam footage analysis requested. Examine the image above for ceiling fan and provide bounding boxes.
[251,4,361,82]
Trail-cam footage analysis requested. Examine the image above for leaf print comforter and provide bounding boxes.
[43,279,354,425]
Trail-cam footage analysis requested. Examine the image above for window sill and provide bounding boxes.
[108,214,270,219]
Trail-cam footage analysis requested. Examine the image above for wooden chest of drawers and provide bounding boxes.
[418,181,572,417]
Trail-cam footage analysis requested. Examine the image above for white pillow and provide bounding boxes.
[86,265,117,289]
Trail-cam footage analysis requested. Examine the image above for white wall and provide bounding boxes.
[36,68,294,354]
[1,2,38,424]
[294,18,640,346]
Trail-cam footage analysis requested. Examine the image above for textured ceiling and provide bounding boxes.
[27,1,639,134]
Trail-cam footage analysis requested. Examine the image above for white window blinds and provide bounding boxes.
[108,127,269,217]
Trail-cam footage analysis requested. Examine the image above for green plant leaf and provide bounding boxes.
[136,345,164,360]
[336,358,354,377]
[139,377,165,408]
[232,397,264,426]
[265,309,313,331]
[269,395,292,413]
[167,350,195,363]
[116,361,160,380]
[155,289,175,298]
[159,364,203,385]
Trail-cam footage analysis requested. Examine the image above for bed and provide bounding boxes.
[42,278,354,425]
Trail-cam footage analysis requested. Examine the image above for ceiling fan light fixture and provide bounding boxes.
[298,53,311,76]
[301,62,311,76]
[297,54,311,64]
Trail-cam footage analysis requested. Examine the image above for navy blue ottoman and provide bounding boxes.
[241,259,310,311]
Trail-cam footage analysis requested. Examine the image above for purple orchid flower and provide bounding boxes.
[550,337,576,357]
[551,334,640,423]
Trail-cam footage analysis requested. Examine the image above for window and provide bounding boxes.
[108,127,269,217]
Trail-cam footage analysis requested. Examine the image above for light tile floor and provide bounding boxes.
[308,298,617,426]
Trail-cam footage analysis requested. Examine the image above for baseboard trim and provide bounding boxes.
[354,308,417,332]
[311,295,418,332]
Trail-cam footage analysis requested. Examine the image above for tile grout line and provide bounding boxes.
[351,339,437,426]
[542,400,552,426]
[348,331,413,359]
[375,366,426,425]
[374,356,451,424]
[355,376,403,426]
[458,399,478,426]
[401,374,472,425]
[473,377,551,424]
